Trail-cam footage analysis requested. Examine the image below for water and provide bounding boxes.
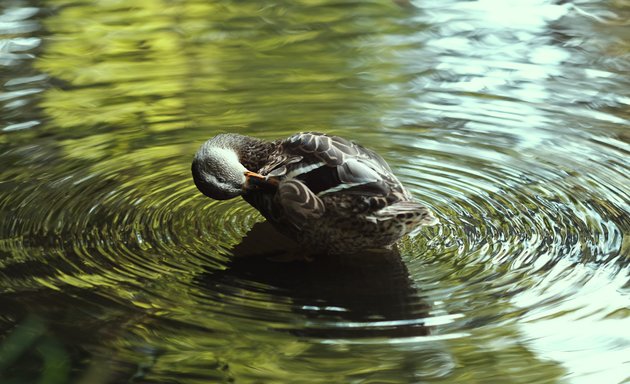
[1,0,628,383]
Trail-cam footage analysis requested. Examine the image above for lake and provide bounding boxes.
[0,1,628,383]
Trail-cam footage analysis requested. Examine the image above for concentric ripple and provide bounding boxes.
[0,150,250,291]
[1,0,629,383]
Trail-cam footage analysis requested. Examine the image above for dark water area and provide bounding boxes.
[1,0,628,383]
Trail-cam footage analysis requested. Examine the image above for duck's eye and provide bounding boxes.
[216,176,226,183]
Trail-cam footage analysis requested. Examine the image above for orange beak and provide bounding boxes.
[244,171,279,190]
[245,170,266,180]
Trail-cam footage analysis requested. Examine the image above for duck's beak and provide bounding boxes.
[244,171,267,190]
[244,171,279,190]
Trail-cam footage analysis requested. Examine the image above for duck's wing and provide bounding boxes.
[262,133,400,198]
[282,132,392,170]
[277,179,325,229]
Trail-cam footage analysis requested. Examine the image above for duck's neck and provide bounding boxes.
[213,133,276,172]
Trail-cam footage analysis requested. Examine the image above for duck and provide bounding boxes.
[191,132,438,254]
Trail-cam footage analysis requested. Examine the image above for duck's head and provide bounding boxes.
[191,135,249,200]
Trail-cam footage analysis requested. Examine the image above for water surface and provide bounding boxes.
[1,1,628,383]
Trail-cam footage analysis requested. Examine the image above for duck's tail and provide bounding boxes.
[366,200,439,227]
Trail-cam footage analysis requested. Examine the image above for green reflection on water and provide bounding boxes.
[37,0,411,137]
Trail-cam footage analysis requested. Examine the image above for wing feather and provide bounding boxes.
[263,132,406,203]
[277,179,325,228]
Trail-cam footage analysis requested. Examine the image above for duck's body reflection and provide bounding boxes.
[198,222,431,339]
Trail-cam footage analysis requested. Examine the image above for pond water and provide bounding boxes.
[1,0,629,383]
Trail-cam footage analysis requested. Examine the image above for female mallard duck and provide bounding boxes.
[191,132,438,254]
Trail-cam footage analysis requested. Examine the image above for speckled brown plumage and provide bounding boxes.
[231,132,438,254]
